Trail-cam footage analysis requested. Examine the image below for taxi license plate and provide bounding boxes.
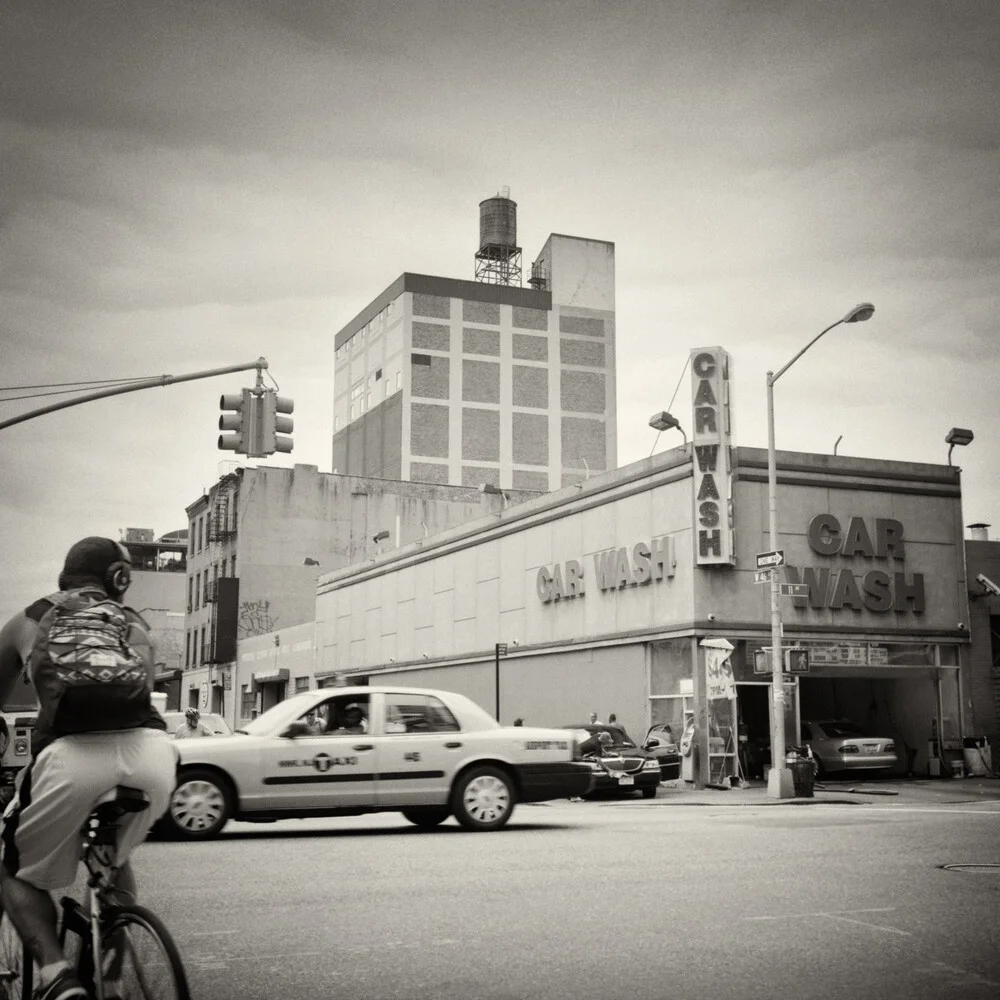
[863,743,879,752]
[618,775,634,786]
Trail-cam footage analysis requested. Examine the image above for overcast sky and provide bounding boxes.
[2,0,997,621]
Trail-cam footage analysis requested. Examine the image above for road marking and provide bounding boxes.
[186,930,242,937]
[745,907,911,936]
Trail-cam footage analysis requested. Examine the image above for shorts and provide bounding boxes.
[0,729,178,891]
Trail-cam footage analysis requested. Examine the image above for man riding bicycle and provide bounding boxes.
[0,537,178,1000]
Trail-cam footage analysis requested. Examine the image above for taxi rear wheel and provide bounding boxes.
[451,766,515,831]
[401,807,451,828]
[167,768,233,840]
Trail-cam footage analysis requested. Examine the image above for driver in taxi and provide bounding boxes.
[325,703,368,734]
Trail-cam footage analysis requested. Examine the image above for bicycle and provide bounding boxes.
[0,784,190,999]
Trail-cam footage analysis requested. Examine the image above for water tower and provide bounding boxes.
[474,187,522,286]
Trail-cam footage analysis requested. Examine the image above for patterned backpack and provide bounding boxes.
[30,588,152,742]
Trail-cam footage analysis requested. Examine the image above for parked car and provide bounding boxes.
[642,724,681,781]
[561,724,662,798]
[160,711,234,737]
[161,686,594,839]
[800,719,898,777]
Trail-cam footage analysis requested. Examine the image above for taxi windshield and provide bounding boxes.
[237,693,318,736]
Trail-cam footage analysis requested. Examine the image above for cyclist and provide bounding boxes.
[0,537,178,1000]
[173,707,213,739]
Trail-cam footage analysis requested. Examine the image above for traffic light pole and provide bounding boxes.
[0,358,269,431]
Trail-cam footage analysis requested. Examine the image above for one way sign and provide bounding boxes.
[755,549,785,569]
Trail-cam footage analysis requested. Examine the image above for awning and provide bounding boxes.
[154,668,182,683]
[252,668,289,685]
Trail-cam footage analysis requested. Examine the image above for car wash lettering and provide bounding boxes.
[690,347,735,565]
[785,515,924,614]
[536,537,675,603]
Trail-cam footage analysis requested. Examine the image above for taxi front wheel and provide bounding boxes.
[167,768,233,840]
[451,765,515,831]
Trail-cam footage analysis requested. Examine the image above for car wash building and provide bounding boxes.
[314,347,972,780]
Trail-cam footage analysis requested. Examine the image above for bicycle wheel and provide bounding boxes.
[96,905,190,1000]
[0,913,29,1000]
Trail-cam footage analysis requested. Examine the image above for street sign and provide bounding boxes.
[755,549,785,569]
[753,570,771,585]
[495,643,508,656]
[780,583,809,598]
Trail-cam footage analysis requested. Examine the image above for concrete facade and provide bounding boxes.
[964,536,1000,758]
[331,234,617,492]
[309,444,974,779]
[181,464,540,718]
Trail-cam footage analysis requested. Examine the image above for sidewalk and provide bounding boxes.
[626,774,1000,806]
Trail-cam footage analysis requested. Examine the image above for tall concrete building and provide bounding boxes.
[331,194,616,492]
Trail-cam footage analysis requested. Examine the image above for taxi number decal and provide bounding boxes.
[524,740,569,750]
[404,751,421,762]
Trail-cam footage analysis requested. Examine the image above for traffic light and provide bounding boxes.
[218,389,263,456]
[261,391,294,455]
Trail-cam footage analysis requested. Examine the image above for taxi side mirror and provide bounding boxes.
[281,722,313,739]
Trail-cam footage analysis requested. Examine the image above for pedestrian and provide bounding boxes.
[608,712,619,728]
[0,536,177,1000]
[513,717,524,727]
[588,711,603,725]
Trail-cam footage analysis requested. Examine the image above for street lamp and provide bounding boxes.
[945,427,974,466]
[648,410,688,446]
[766,302,874,799]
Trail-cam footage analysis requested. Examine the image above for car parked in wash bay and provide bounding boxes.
[799,719,899,777]
[162,687,594,839]
[561,724,663,798]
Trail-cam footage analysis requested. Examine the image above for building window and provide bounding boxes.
[188,526,195,556]
[230,554,236,577]
[199,626,205,665]
[185,631,190,668]
[294,676,311,693]
[194,572,200,610]
[196,517,203,553]
[187,577,193,613]
[990,615,1000,669]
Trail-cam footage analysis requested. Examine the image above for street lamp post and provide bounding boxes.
[766,302,874,800]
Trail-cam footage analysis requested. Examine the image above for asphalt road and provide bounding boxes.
[126,796,1000,1000]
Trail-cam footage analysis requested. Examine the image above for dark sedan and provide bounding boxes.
[562,725,663,798]
[642,724,681,781]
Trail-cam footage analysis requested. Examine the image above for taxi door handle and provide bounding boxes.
[353,744,374,752]
[445,742,462,749]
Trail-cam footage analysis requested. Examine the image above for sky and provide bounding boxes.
[1,0,998,622]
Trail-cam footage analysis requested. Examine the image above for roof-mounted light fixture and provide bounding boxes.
[945,427,974,466]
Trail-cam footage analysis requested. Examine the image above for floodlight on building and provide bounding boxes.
[648,411,688,446]
[945,427,974,466]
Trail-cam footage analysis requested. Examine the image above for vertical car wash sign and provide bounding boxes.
[691,347,735,566]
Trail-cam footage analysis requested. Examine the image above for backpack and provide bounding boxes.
[30,588,153,741]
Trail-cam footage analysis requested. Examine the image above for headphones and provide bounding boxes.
[105,539,133,596]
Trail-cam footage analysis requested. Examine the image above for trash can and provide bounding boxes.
[789,758,814,798]
[963,737,992,777]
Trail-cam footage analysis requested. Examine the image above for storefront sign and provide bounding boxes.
[690,347,735,566]
[785,514,925,614]
[536,537,676,603]
[704,642,736,699]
